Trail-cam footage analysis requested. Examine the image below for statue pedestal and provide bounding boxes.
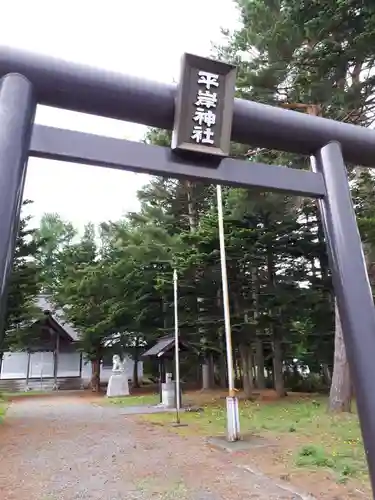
[106,371,129,398]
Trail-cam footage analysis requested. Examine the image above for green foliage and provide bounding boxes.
[33,213,77,292]
[2,201,43,352]
[0,397,7,422]
[142,395,366,483]
[32,1,375,403]
[49,223,111,359]
[295,444,361,482]
[106,394,159,406]
[213,0,375,398]
[296,444,335,468]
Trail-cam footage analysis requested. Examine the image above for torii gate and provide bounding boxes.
[0,46,375,494]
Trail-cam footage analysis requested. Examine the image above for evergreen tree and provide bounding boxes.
[215,0,375,409]
[2,201,43,355]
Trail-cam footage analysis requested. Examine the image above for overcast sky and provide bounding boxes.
[1,0,239,231]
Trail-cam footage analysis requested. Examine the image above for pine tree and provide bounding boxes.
[216,0,375,409]
[2,201,42,356]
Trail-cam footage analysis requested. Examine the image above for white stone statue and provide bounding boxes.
[107,354,130,398]
[112,354,124,372]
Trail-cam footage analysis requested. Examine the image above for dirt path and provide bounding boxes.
[0,396,313,499]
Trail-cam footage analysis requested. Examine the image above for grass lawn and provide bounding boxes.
[2,390,47,398]
[106,393,160,406]
[0,397,8,422]
[140,393,367,489]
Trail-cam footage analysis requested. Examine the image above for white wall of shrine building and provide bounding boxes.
[0,295,143,391]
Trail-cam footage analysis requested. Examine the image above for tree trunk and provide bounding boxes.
[133,357,139,388]
[253,268,266,390]
[239,343,253,398]
[132,338,141,389]
[328,302,352,412]
[202,360,211,390]
[219,352,227,388]
[251,355,256,385]
[254,337,266,389]
[273,336,285,397]
[265,239,285,397]
[321,363,332,386]
[90,358,101,392]
[216,293,227,388]
[236,353,243,387]
[196,363,201,386]
[208,352,215,387]
[201,354,215,389]
[185,181,209,392]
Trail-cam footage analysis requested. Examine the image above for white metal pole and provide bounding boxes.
[216,184,240,441]
[173,268,181,424]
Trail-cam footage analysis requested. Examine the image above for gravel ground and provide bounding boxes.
[0,397,313,500]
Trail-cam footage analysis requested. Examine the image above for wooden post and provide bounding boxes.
[53,331,59,390]
[77,351,83,389]
[25,350,31,391]
[159,359,163,403]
